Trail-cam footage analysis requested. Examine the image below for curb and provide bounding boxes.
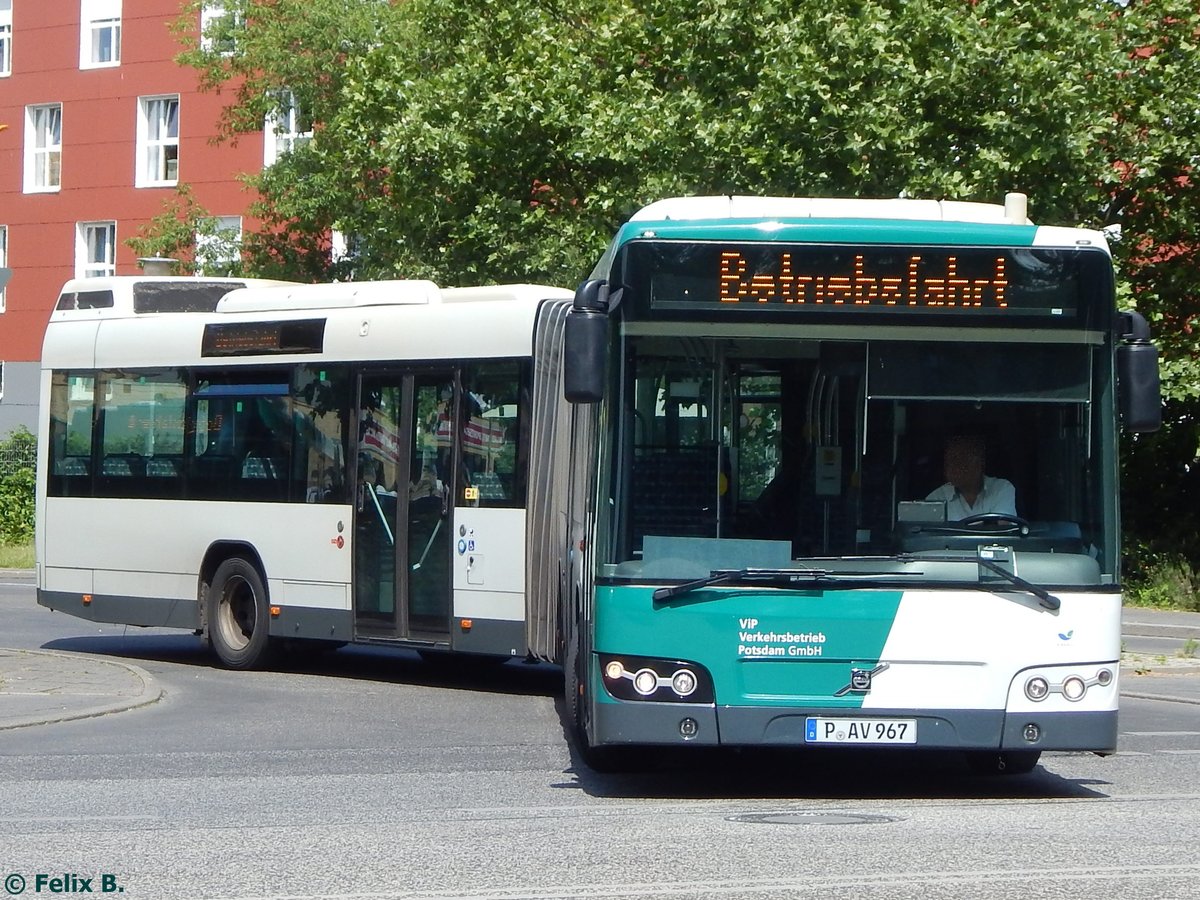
[0,648,163,731]
[1120,691,1200,706]
[1122,622,1200,640]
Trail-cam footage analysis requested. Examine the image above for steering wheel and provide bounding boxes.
[958,513,1030,535]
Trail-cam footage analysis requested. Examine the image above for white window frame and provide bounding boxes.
[136,95,179,188]
[24,104,63,193]
[195,216,242,275]
[263,91,312,167]
[0,0,12,78]
[80,0,122,69]
[0,225,8,313]
[75,221,117,279]
[200,3,240,55]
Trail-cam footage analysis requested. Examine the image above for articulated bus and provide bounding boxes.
[36,276,581,668]
[560,194,1162,773]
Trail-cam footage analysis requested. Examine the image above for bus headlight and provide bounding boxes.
[671,669,698,698]
[633,668,660,696]
[1061,676,1087,702]
[597,654,715,703]
[1024,676,1050,701]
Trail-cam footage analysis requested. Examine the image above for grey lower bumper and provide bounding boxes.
[592,699,1118,752]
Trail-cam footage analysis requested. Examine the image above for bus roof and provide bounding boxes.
[43,278,574,370]
[591,193,1110,279]
[216,280,568,313]
[53,276,298,318]
[629,194,1035,226]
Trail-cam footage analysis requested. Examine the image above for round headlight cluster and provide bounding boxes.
[601,657,704,700]
[1023,668,1114,703]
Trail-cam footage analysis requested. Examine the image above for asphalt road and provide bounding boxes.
[1,578,1198,900]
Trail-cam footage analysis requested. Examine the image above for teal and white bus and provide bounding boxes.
[560,194,1161,773]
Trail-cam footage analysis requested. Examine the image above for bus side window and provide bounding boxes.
[459,360,528,508]
[48,371,95,497]
[294,365,349,504]
[94,369,187,499]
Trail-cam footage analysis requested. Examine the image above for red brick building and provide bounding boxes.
[0,1,287,434]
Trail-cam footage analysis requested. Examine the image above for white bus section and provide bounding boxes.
[37,276,577,666]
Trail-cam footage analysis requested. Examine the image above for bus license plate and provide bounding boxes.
[804,718,917,744]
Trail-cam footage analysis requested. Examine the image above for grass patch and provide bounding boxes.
[0,542,34,569]
[1124,554,1200,612]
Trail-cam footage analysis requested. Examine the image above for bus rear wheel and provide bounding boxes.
[208,557,273,670]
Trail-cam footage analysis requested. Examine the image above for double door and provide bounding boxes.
[354,371,454,640]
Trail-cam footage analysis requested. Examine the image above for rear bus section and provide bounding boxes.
[37,276,577,670]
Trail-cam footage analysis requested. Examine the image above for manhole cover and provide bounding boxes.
[728,811,902,826]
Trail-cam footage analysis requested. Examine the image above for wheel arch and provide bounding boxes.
[198,541,269,634]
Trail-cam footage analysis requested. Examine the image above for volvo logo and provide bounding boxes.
[834,662,890,696]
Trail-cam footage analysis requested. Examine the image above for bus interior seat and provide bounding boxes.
[630,448,718,550]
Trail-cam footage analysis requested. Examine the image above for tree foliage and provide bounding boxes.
[125,184,250,275]
[178,0,1200,571]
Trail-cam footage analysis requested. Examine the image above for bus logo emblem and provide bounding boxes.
[835,662,890,696]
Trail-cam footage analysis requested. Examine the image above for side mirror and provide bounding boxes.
[563,280,609,404]
[1116,311,1162,433]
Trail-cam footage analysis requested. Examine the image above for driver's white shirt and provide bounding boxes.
[926,476,1017,521]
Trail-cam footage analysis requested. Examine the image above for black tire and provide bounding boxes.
[965,750,1041,775]
[208,557,274,670]
[565,633,636,774]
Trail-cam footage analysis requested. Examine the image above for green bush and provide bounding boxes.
[1123,543,1200,612]
[0,428,36,545]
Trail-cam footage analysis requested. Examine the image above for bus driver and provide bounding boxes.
[925,434,1017,521]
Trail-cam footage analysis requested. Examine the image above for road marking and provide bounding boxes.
[200,863,1200,900]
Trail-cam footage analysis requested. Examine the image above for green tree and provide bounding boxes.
[177,0,1200,578]
[126,184,249,275]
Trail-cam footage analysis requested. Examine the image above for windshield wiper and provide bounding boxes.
[897,553,1061,611]
[651,568,830,602]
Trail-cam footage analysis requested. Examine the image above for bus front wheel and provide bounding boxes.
[208,557,273,670]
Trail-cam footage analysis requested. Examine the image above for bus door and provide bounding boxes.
[354,372,454,641]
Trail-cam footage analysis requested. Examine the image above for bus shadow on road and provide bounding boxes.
[41,632,564,698]
[551,698,1112,802]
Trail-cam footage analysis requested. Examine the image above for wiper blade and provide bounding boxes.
[897,553,1061,611]
[651,568,829,602]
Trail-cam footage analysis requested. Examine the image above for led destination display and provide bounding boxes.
[633,242,1097,320]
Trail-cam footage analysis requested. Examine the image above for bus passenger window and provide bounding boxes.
[460,361,528,508]
[48,372,95,497]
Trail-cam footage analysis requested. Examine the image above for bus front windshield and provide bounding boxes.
[597,333,1117,586]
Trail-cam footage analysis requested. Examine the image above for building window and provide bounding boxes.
[76,222,116,278]
[0,0,12,77]
[200,3,241,55]
[80,0,121,69]
[195,216,242,275]
[24,104,63,193]
[0,225,7,313]
[136,95,179,187]
[263,91,312,166]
